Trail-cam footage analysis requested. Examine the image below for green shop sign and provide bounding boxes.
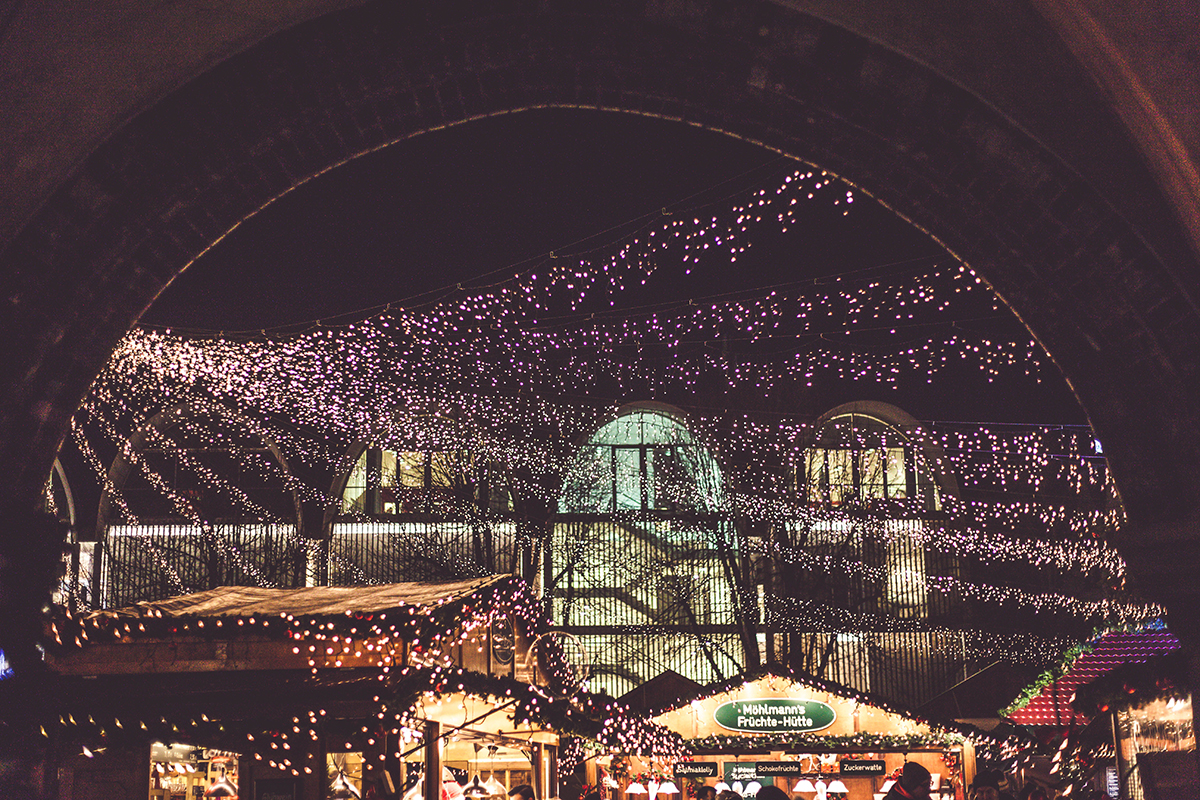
[713,698,836,733]
[719,763,807,783]
[722,763,763,783]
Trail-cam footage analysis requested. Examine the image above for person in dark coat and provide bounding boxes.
[1016,785,1049,800]
[754,786,789,800]
[883,762,931,800]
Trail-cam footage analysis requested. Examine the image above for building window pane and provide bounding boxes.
[561,408,724,514]
[343,456,368,514]
[859,448,885,499]
[395,451,425,487]
[886,447,907,499]
[827,448,853,506]
[342,449,501,516]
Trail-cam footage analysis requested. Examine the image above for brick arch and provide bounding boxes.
[2,1,1199,603]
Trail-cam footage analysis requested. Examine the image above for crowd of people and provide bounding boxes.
[877,763,1106,800]
[567,768,1113,800]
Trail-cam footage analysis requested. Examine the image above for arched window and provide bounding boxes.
[340,448,512,516]
[331,446,518,584]
[799,402,956,513]
[776,402,964,706]
[560,405,724,514]
[792,402,957,621]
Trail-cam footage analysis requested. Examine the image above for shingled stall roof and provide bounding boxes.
[1005,626,1181,727]
[87,575,511,621]
[646,664,1018,751]
[44,574,688,772]
[45,574,545,679]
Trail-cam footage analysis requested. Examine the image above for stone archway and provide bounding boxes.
[3,0,1200,668]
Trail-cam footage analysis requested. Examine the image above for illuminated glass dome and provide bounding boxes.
[552,404,741,696]
[560,404,725,515]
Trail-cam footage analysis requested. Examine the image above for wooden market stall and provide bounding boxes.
[45,576,642,800]
[1004,625,1195,798]
[595,668,1003,800]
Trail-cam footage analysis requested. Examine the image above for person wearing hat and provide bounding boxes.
[509,785,536,800]
[969,771,1014,800]
[883,762,932,800]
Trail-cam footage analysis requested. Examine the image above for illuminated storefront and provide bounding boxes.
[146,743,237,800]
[596,671,1002,800]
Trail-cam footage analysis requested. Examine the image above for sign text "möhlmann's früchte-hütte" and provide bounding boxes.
[712,699,836,733]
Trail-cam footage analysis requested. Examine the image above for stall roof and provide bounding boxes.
[644,664,1013,746]
[1005,626,1181,727]
[621,670,704,714]
[647,664,926,720]
[84,575,512,621]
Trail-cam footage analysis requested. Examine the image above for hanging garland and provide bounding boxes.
[685,732,960,752]
[997,639,1095,718]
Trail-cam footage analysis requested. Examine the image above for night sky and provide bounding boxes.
[142,108,1086,425]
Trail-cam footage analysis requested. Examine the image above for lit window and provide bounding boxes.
[805,446,908,505]
[342,448,511,515]
[552,406,736,696]
[801,410,941,511]
[561,408,724,514]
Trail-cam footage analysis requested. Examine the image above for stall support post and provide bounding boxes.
[425,721,442,800]
[547,744,558,799]
[532,742,546,800]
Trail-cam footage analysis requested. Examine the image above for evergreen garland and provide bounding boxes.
[685,732,962,751]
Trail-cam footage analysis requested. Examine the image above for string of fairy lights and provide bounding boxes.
[751,539,1154,623]
[39,163,1169,799]
[61,162,1162,688]
[47,576,686,776]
